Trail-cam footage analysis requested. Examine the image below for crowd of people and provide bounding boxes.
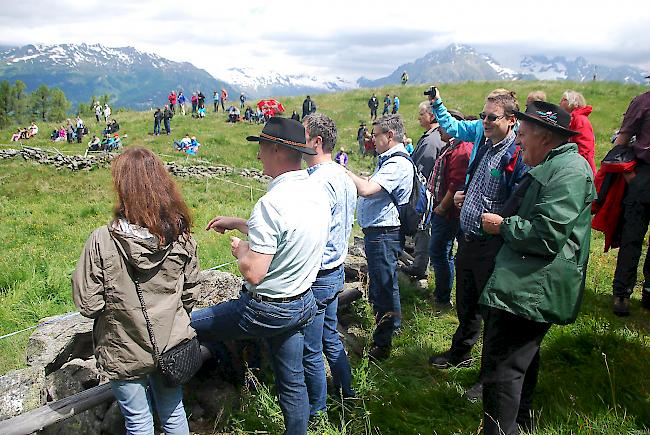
[69,78,650,435]
[10,121,38,141]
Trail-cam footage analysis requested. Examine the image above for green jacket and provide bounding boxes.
[480,143,595,324]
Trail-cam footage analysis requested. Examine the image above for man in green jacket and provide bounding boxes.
[479,101,595,435]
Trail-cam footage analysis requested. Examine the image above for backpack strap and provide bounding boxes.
[379,151,416,207]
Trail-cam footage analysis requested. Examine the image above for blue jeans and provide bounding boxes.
[110,371,188,435]
[364,229,403,348]
[428,214,460,304]
[153,120,160,135]
[303,265,354,416]
[164,119,171,135]
[191,290,316,435]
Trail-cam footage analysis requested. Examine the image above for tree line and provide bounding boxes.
[0,80,112,129]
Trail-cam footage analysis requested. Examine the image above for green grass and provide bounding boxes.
[1,81,649,433]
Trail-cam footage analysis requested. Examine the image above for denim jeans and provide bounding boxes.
[164,119,171,135]
[191,290,316,435]
[153,120,160,135]
[303,264,354,416]
[428,214,460,304]
[110,371,188,435]
[364,228,403,348]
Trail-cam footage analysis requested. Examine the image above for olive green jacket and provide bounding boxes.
[72,221,200,380]
[480,143,595,324]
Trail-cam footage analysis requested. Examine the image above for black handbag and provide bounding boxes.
[129,267,202,388]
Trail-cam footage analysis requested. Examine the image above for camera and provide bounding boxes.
[423,86,437,97]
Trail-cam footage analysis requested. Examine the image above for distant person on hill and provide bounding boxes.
[240,93,246,109]
[220,88,228,111]
[11,129,21,141]
[197,106,206,118]
[28,121,38,137]
[163,105,173,135]
[382,94,391,115]
[168,91,177,114]
[73,147,200,435]
[174,134,192,152]
[213,91,219,112]
[526,91,547,106]
[334,147,349,167]
[244,106,254,122]
[103,104,111,123]
[392,95,400,114]
[368,93,379,120]
[87,135,100,151]
[291,110,300,122]
[191,92,198,115]
[357,122,368,155]
[94,103,102,123]
[609,86,650,316]
[405,138,414,154]
[178,91,186,115]
[153,108,163,136]
[75,116,85,144]
[302,95,316,119]
[559,90,596,175]
[401,71,409,86]
[197,91,206,109]
[66,123,75,143]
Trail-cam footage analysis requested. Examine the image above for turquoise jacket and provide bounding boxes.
[479,143,595,324]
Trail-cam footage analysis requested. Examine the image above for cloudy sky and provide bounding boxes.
[1,0,648,80]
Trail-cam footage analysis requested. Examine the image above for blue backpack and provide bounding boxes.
[383,152,433,236]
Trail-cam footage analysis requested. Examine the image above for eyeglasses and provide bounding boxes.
[479,112,505,122]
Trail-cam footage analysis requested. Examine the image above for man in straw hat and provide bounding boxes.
[191,117,330,435]
[478,101,595,434]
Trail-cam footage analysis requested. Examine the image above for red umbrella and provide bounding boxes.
[257,99,285,113]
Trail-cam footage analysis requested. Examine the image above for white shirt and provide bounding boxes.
[246,170,330,298]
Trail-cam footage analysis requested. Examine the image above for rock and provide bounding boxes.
[196,270,243,308]
[26,312,94,374]
[344,255,367,281]
[191,380,239,424]
[348,236,366,258]
[42,358,110,435]
[100,401,125,435]
[0,366,46,420]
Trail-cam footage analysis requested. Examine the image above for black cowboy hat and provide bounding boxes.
[514,101,578,137]
[246,117,315,155]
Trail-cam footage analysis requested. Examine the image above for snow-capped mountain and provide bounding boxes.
[0,43,237,109]
[520,55,648,84]
[357,44,525,88]
[220,67,356,98]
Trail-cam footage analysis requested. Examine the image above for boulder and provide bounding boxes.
[344,255,367,282]
[196,270,243,308]
[26,312,93,374]
[191,379,239,424]
[100,401,125,435]
[0,366,46,420]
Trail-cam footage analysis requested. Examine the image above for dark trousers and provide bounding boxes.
[612,192,650,298]
[370,108,377,119]
[449,235,502,359]
[214,101,218,112]
[481,308,550,435]
[364,228,403,349]
[163,119,171,135]
[428,214,460,304]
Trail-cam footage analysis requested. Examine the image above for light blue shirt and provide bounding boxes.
[357,144,413,228]
[246,170,330,297]
[307,161,357,270]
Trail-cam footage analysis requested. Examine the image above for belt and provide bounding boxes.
[362,226,400,235]
[317,264,343,277]
[247,289,310,303]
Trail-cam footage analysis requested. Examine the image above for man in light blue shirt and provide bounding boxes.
[346,114,413,361]
[302,113,357,417]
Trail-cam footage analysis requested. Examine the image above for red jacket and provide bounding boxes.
[592,145,636,252]
[569,106,596,175]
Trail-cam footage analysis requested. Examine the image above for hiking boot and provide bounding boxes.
[464,381,483,403]
[368,345,391,362]
[428,351,472,369]
[642,290,650,310]
[399,265,427,280]
[612,296,630,316]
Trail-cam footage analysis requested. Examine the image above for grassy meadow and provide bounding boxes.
[1,80,649,434]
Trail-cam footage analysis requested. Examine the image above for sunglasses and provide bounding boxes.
[479,112,506,122]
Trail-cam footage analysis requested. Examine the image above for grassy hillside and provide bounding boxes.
[1,81,649,434]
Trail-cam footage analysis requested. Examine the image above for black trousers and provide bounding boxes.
[449,236,502,359]
[613,168,650,297]
[481,308,550,435]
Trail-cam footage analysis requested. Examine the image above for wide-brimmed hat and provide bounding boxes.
[514,101,578,137]
[246,117,315,155]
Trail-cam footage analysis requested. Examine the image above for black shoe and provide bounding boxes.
[613,296,630,316]
[434,301,454,313]
[642,290,650,310]
[400,265,427,280]
[428,351,472,369]
[464,381,483,403]
[368,345,391,362]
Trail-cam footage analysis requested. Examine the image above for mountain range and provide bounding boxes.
[0,43,647,110]
[0,43,237,110]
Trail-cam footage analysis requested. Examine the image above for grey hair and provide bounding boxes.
[303,113,337,153]
[562,90,586,110]
[373,114,405,143]
[418,101,430,111]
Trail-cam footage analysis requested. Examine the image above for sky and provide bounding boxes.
[0,0,649,81]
